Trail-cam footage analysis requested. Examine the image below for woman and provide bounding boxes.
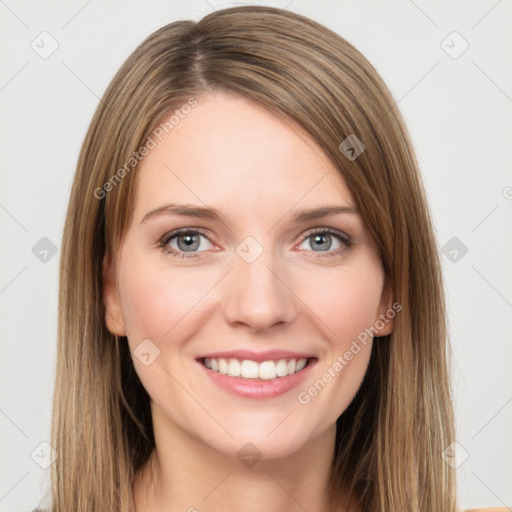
[49,5,457,511]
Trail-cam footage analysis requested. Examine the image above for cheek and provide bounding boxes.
[118,254,211,341]
[119,247,384,354]
[116,255,212,401]
[292,260,382,415]
[299,262,383,348]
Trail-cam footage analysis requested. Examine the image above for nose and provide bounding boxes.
[223,246,297,332]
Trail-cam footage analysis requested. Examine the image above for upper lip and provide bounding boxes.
[196,350,317,362]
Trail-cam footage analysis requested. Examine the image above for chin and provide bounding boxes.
[200,419,322,463]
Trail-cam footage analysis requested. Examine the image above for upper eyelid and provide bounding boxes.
[161,227,211,244]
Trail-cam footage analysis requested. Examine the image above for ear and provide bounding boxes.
[373,279,396,337]
[102,250,127,336]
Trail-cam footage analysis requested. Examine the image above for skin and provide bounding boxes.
[103,92,394,512]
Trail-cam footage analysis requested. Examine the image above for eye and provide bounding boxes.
[159,227,352,260]
[297,228,352,257]
[159,229,213,259]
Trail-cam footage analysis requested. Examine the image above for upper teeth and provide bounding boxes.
[203,357,308,379]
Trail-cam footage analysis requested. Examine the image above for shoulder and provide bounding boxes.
[459,508,510,511]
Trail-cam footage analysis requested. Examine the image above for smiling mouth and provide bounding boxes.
[198,357,316,380]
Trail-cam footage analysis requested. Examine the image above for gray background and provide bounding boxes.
[1,1,511,510]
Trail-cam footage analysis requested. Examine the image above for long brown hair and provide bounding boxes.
[51,5,456,511]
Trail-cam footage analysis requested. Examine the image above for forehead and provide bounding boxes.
[133,92,355,221]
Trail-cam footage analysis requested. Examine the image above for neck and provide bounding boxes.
[132,404,339,512]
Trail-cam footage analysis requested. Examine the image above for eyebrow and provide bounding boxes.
[140,203,359,225]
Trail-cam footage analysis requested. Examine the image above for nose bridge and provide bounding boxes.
[223,235,296,330]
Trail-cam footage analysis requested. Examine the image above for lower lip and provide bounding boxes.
[197,359,317,400]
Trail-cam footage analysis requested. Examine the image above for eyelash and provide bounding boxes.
[158,227,353,260]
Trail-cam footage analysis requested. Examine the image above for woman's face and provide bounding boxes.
[103,92,393,461]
